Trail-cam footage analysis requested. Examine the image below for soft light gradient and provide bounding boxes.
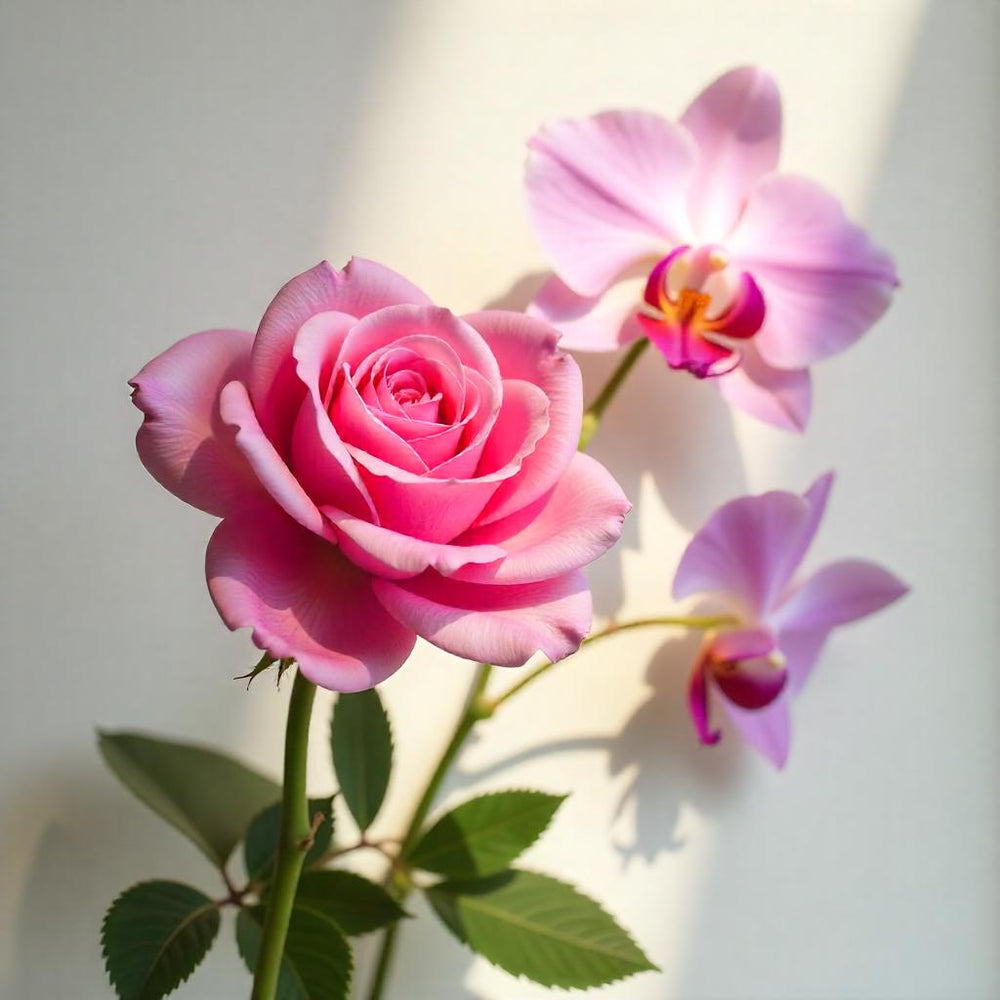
[1,1,996,999]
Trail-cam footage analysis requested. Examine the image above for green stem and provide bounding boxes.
[366,663,492,1000]
[578,338,650,449]
[366,919,400,1000]
[250,669,317,1000]
[491,615,734,710]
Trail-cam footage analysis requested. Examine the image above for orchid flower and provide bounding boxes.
[525,67,899,431]
[672,473,907,767]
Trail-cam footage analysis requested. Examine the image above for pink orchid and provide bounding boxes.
[673,473,907,767]
[130,259,629,692]
[525,67,899,431]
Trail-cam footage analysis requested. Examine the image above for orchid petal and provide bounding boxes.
[680,66,782,241]
[721,695,792,769]
[673,487,814,620]
[688,660,721,746]
[729,175,898,368]
[526,110,695,295]
[527,274,645,353]
[774,557,908,693]
[715,340,812,432]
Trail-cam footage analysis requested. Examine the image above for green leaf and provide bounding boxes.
[330,689,392,831]
[425,869,657,989]
[98,730,280,868]
[236,905,352,1000]
[102,881,219,1000]
[243,796,335,882]
[407,790,566,877]
[294,870,408,936]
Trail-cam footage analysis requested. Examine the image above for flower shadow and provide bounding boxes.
[455,634,747,863]
[607,635,748,864]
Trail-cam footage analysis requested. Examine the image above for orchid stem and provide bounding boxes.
[579,338,650,449]
[489,615,733,710]
[366,662,493,1000]
[250,668,316,1000]
[363,616,730,998]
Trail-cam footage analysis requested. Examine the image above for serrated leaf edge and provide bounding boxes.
[101,881,219,1000]
[409,789,567,871]
[426,868,659,990]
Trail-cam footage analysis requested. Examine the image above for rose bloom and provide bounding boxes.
[131,259,629,691]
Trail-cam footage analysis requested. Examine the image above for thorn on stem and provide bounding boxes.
[297,810,325,852]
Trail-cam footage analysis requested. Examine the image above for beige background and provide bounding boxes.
[2,0,997,997]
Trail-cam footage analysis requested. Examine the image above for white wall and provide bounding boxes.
[2,1,997,998]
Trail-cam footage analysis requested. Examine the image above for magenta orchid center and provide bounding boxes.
[689,628,788,746]
[637,245,766,379]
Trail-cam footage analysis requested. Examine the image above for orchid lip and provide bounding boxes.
[637,245,766,379]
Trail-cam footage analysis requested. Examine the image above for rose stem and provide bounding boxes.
[250,668,317,1000]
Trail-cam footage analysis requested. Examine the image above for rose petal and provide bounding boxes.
[323,504,505,581]
[715,340,812,432]
[130,328,263,516]
[773,557,908,694]
[728,175,898,368]
[351,453,501,544]
[219,380,331,538]
[373,569,591,667]
[338,305,501,390]
[473,379,550,477]
[249,259,432,444]
[527,274,645,353]
[464,310,583,527]
[289,312,376,520]
[331,367,428,475]
[453,453,630,584]
[526,110,696,295]
[673,486,814,620]
[207,502,416,691]
[680,66,782,242]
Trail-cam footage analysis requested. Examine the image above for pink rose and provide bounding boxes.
[131,259,629,691]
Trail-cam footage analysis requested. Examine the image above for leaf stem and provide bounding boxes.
[578,338,650,449]
[250,668,316,1000]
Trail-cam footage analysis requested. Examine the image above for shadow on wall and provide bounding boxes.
[452,634,748,860]
[486,272,748,621]
[2,0,401,996]
[671,2,1000,997]
[5,762,247,997]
